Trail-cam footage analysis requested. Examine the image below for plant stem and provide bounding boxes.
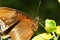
[57,35,59,39]
[52,32,58,40]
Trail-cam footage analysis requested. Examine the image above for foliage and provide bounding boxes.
[32,33,53,40]
[32,19,60,40]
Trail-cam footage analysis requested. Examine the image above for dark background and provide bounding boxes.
[0,0,60,40]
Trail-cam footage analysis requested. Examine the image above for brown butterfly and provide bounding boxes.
[0,7,38,40]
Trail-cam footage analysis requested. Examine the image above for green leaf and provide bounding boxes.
[58,0,60,3]
[55,26,60,35]
[32,33,53,40]
[45,19,56,32]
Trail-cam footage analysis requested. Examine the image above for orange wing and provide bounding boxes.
[0,7,38,40]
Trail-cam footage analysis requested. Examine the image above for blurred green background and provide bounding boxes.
[0,0,60,40]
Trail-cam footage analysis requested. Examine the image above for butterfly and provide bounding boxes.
[0,7,38,40]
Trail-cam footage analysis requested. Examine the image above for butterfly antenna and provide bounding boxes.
[36,0,41,16]
[36,0,45,27]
